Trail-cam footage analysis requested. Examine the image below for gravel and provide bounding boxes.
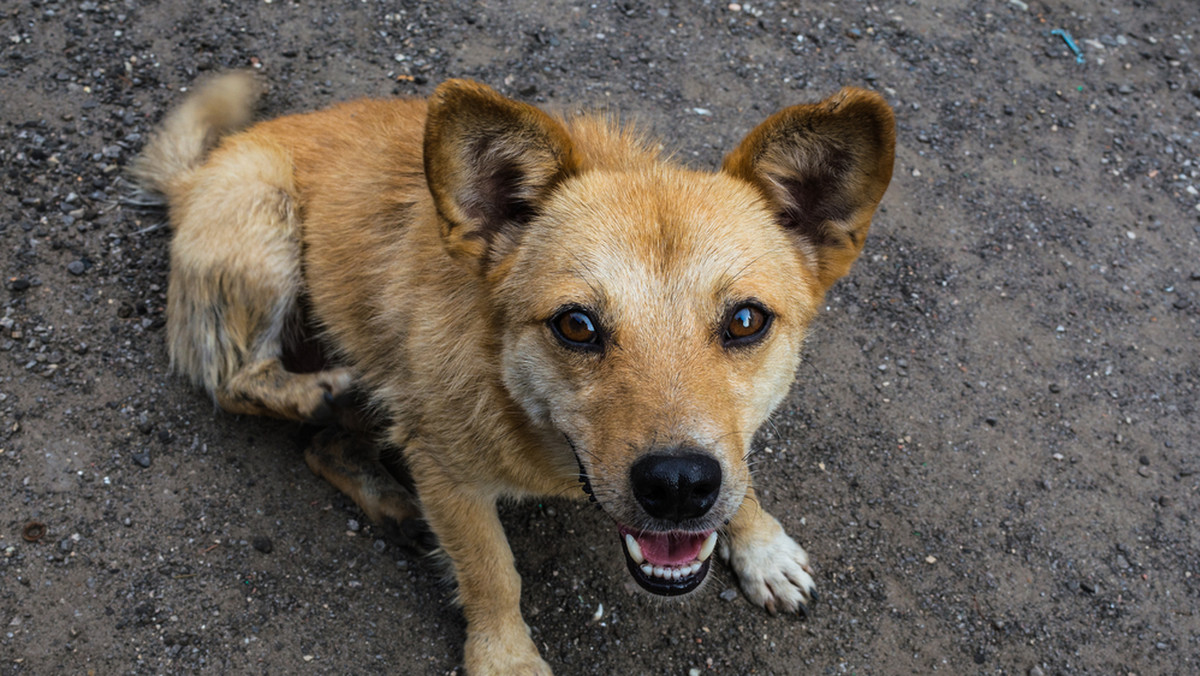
[1,0,1197,674]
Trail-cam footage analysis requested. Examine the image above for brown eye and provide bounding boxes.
[724,304,770,346]
[551,309,601,350]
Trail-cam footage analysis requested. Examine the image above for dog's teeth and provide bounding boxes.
[624,534,645,564]
[698,532,718,562]
[637,557,708,581]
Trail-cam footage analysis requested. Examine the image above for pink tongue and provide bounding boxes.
[635,531,708,567]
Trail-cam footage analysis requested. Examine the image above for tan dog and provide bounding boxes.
[132,72,894,674]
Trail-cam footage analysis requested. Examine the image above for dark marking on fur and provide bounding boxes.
[566,436,598,504]
[460,153,539,236]
[773,147,854,248]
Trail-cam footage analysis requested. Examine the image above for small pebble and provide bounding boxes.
[1029,667,1045,676]
[719,588,739,601]
[66,260,86,276]
[251,536,273,554]
[131,451,151,468]
[347,518,361,532]
[1137,465,1151,477]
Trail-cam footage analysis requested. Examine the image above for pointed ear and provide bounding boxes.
[424,80,579,262]
[722,88,895,293]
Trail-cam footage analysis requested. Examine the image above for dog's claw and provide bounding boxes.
[307,376,362,426]
[400,518,439,553]
[307,391,338,425]
[380,517,438,554]
[727,521,817,618]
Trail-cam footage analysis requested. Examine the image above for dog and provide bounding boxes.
[131,72,894,674]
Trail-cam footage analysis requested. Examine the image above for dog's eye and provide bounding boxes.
[551,309,601,350]
[723,304,770,347]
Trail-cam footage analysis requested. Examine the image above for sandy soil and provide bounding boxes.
[1,0,1198,674]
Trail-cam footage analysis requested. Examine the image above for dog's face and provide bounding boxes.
[424,81,894,595]
[494,169,818,593]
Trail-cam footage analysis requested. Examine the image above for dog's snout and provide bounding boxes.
[630,451,722,522]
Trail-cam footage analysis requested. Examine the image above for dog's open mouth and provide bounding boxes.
[619,527,717,596]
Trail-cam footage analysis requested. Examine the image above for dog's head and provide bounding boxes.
[425,81,894,596]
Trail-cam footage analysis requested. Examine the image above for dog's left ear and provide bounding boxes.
[424,80,579,262]
[723,88,895,293]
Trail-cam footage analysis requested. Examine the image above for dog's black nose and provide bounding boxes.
[630,451,722,523]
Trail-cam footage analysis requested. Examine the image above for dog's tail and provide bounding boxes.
[128,71,261,207]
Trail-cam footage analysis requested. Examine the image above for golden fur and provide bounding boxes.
[133,72,894,674]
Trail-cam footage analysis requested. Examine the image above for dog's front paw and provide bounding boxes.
[464,628,553,676]
[722,515,817,617]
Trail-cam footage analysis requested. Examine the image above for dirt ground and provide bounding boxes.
[1,0,1198,674]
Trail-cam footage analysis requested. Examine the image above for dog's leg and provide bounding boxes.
[216,359,354,423]
[722,485,817,616]
[304,427,422,528]
[409,452,551,675]
[166,139,355,423]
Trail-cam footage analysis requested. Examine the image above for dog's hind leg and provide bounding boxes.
[166,137,355,422]
[305,427,424,537]
[216,358,354,422]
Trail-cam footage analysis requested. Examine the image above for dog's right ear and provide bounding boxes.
[424,80,579,262]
